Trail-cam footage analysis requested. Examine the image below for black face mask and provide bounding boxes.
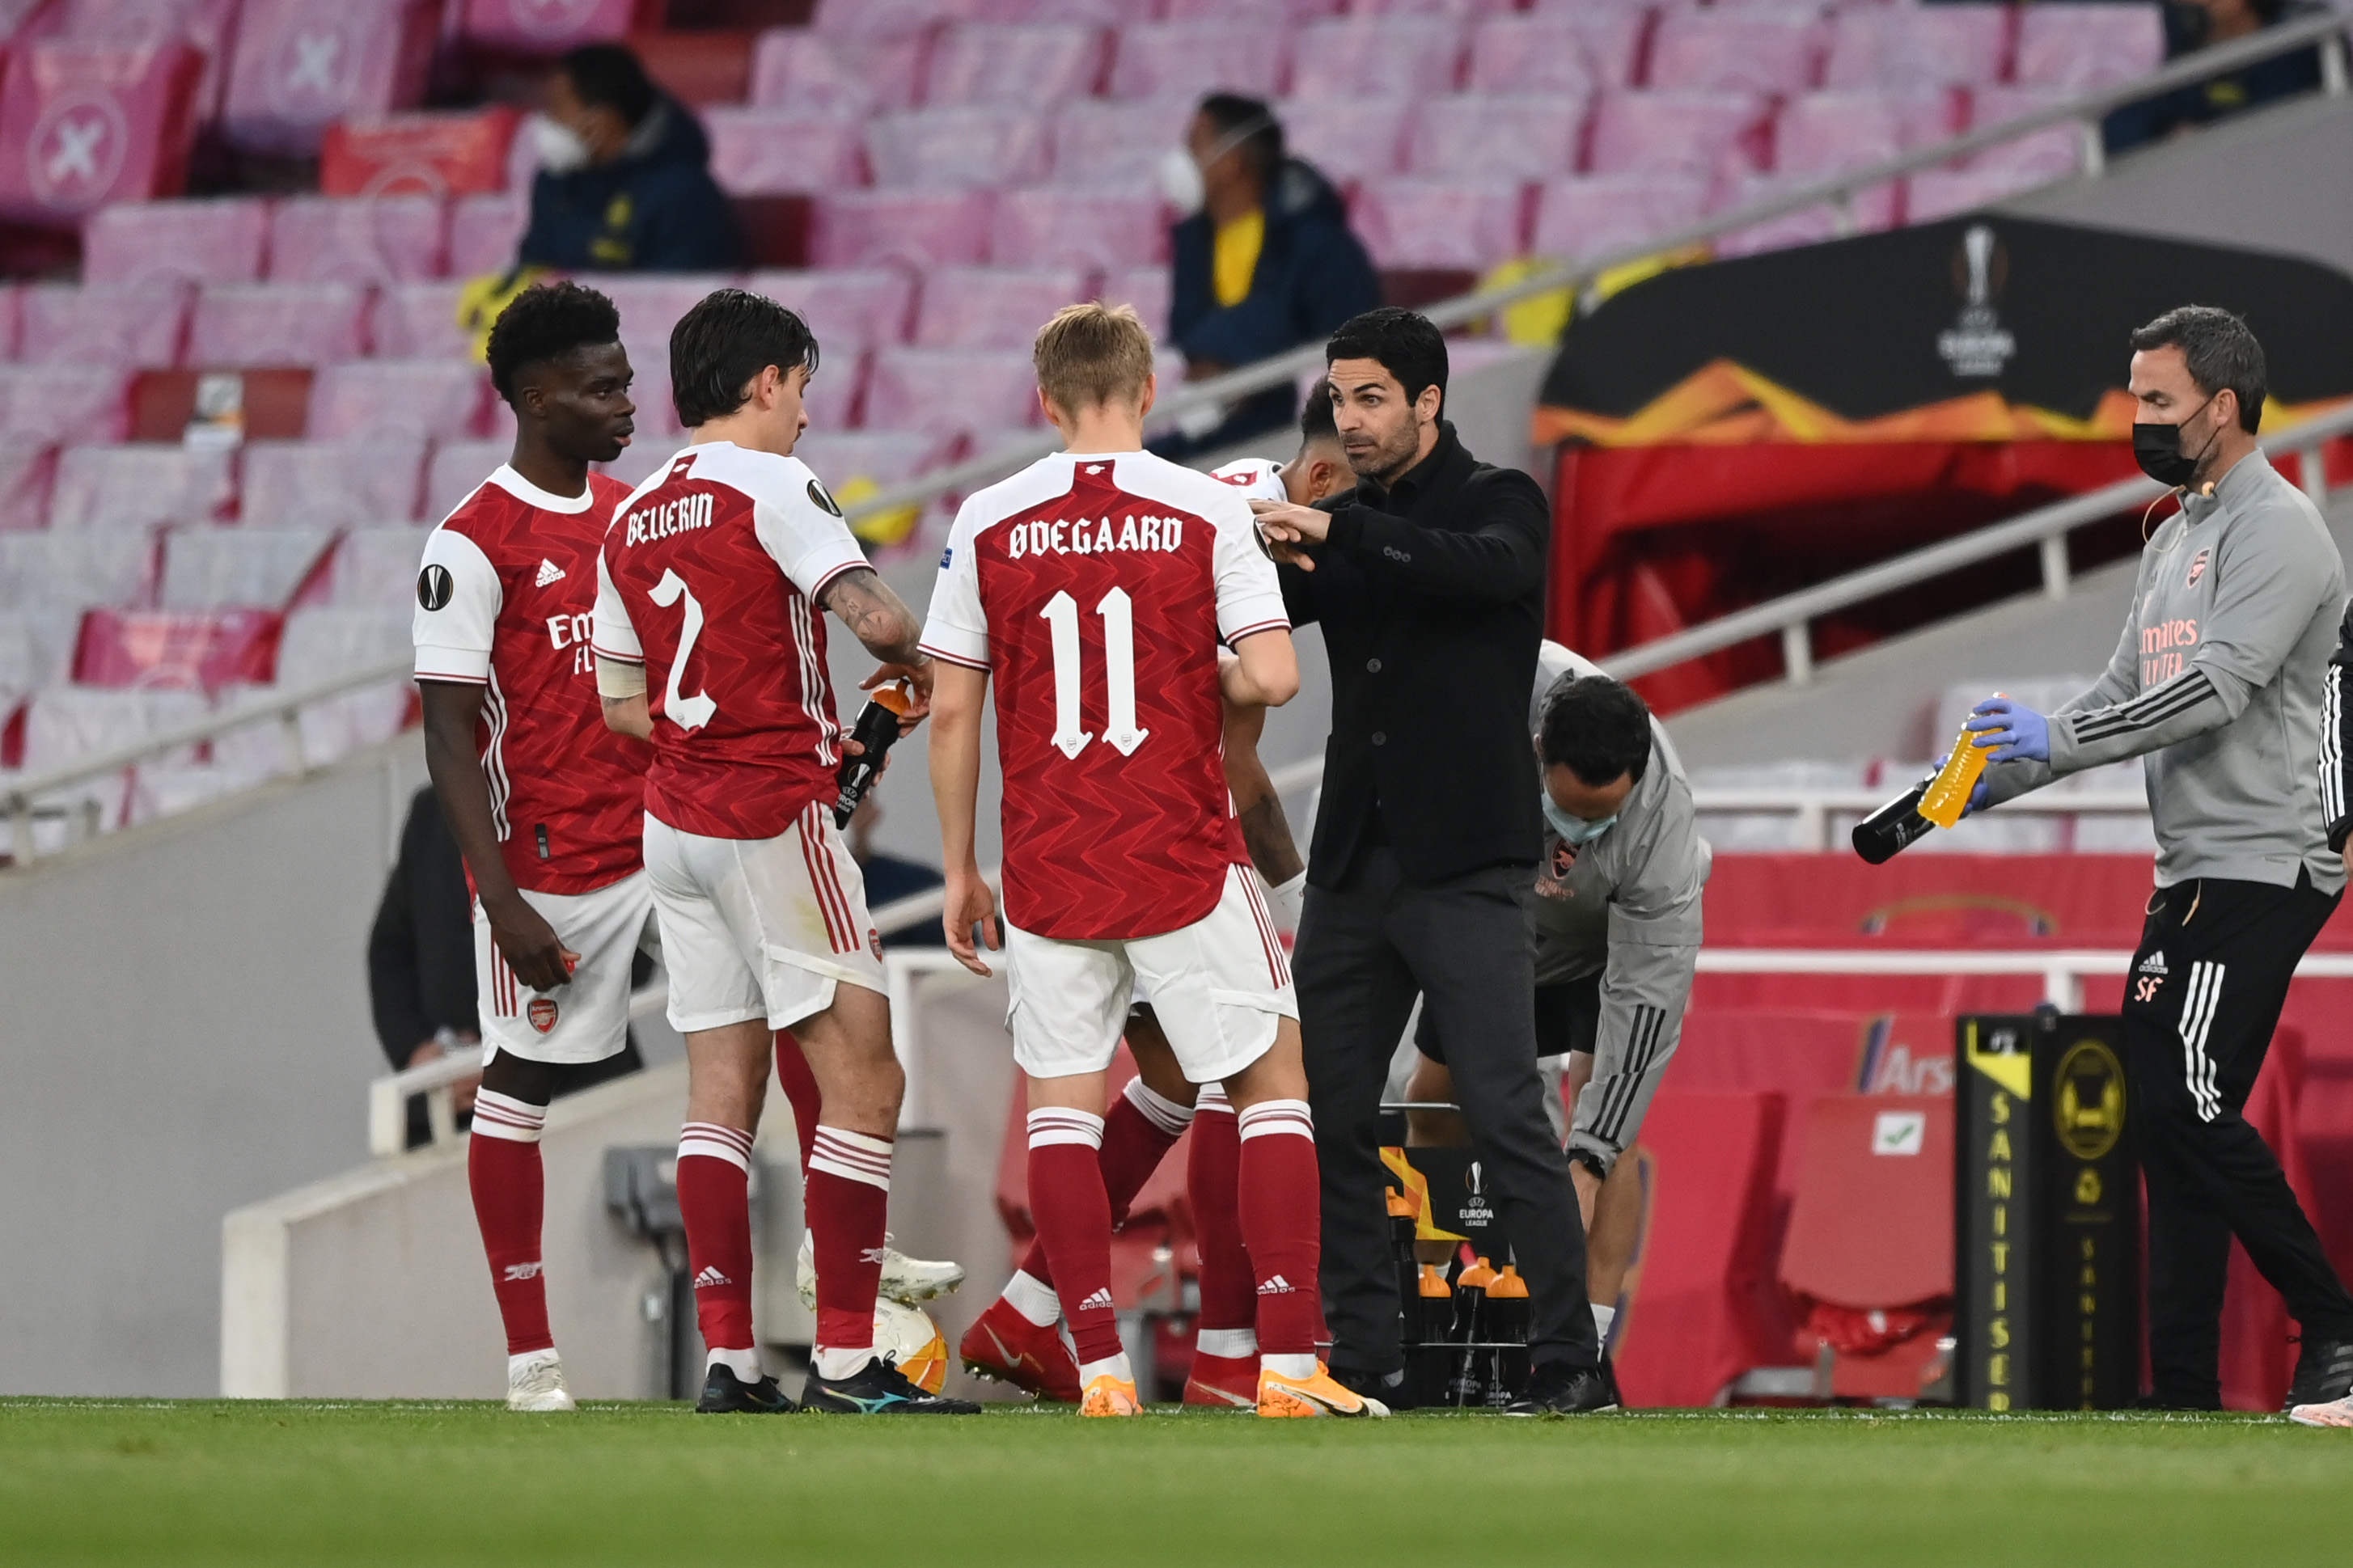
[2133,393,2220,489]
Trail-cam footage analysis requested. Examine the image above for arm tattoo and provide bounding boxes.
[823,567,924,664]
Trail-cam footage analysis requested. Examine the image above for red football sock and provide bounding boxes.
[773,1029,821,1173]
[1236,1099,1322,1358]
[1019,1077,1191,1287]
[1189,1085,1256,1336]
[807,1125,894,1357]
[676,1122,757,1353]
[468,1090,552,1356]
[1026,1108,1123,1364]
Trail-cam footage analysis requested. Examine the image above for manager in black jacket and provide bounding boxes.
[1254,308,1608,1414]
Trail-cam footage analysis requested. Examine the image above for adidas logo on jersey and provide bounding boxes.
[1257,1274,1299,1295]
[2139,950,2169,976]
[1077,1288,1115,1313]
[502,1262,543,1283]
[692,1266,732,1290]
[535,558,565,587]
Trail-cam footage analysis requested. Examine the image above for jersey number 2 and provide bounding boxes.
[1040,588,1147,760]
[650,569,717,730]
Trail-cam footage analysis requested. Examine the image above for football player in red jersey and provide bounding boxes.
[925,303,1383,1418]
[413,281,652,1413]
[592,290,976,1416]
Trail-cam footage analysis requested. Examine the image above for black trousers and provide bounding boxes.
[2123,869,2353,1405]
[1294,846,1599,1375]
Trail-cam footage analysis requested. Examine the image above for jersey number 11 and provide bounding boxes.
[1041,587,1147,761]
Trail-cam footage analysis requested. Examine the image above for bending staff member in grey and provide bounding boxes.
[1966,306,2353,1420]
[1415,645,1708,1405]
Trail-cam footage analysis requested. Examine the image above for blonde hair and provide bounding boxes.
[1032,302,1155,416]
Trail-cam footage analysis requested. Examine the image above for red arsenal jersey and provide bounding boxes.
[920,449,1290,940]
[592,441,870,842]
[412,465,648,896]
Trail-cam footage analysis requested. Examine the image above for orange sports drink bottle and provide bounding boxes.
[1918,693,2004,829]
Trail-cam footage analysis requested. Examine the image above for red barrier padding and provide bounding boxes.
[320,108,520,198]
[0,41,203,223]
[1782,1093,1953,1309]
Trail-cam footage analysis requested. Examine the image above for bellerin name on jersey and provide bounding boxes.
[1003,513,1191,560]
[623,491,716,547]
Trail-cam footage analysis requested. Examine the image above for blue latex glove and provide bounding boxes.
[1966,696,2050,764]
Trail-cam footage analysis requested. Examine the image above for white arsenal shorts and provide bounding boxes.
[643,803,887,1034]
[1005,864,1297,1084]
[476,869,659,1066]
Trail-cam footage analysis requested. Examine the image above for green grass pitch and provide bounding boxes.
[2,1399,2345,1566]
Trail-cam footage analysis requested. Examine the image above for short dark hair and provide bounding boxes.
[1299,377,1339,445]
[561,43,658,128]
[1197,92,1283,186]
[2129,305,2266,433]
[485,281,621,406]
[1327,306,1449,411]
[670,289,820,429]
[1539,675,1653,788]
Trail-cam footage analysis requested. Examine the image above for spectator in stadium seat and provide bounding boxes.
[2105,0,2328,152]
[515,42,746,274]
[1154,94,1381,459]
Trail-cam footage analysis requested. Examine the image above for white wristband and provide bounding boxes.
[595,656,647,699]
[1264,869,1307,932]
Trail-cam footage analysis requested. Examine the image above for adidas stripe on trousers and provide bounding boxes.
[2124,868,2353,1405]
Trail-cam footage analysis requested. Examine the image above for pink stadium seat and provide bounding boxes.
[370,281,472,361]
[20,688,210,773]
[990,188,1166,273]
[458,0,652,55]
[0,365,133,444]
[274,604,411,678]
[1708,175,1897,260]
[1045,97,1193,190]
[1099,264,1170,334]
[267,195,449,285]
[1278,98,1416,185]
[0,40,205,222]
[1163,0,1340,19]
[187,284,370,369]
[1773,91,1957,180]
[926,22,1107,104]
[794,429,954,490]
[598,277,736,362]
[975,0,1153,19]
[1464,16,1603,97]
[49,444,235,531]
[0,282,17,357]
[1106,20,1290,102]
[0,434,55,533]
[1589,91,1775,180]
[750,27,927,115]
[1822,3,2013,91]
[745,268,915,351]
[220,0,438,157]
[158,528,335,611]
[1647,9,1825,96]
[82,197,269,287]
[423,439,510,522]
[0,534,152,623]
[1410,94,1586,182]
[705,108,865,195]
[1524,0,1653,88]
[812,0,978,36]
[802,349,867,433]
[448,192,528,277]
[1966,87,2087,180]
[811,189,996,270]
[241,437,427,526]
[1907,166,2055,226]
[1290,16,1466,99]
[1530,173,1708,263]
[17,282,191,368]
[2015,2,2167,90]
[46,0,243,118]
[865,106,1051,188]
[622,361,679,440]
[309,361,492,443]
[1352,0,1513,15]
[914,266,1093,349]
[322,525,434,609]
[865,346,1043,437]
[1350,178,1526,271]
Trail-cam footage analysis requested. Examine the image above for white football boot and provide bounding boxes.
[2289,1395,2353,1428]
[796,1231,965,1308]
[507,1349,577,1413]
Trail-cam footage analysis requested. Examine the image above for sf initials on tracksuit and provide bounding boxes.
[1983,451,2353,1405]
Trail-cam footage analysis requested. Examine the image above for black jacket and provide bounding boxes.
[366,788,477,1073]
[1278,422,1551,888]
[516,96,746,274]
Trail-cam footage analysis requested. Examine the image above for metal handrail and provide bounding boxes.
[837,8,2353,530]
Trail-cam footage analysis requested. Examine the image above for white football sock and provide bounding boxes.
[1196,1327,1258,1359]
[1262,1352,1318,1380]
[705,1346,763,1384]
[1002,1269,1062,1329]
[1592,1302,1616,1342]
[814,1346,878,1380]
[1077,1353,1134,1388]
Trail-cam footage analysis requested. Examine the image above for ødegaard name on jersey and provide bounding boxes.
[1004,513,1189,560]
[624,491,715,547]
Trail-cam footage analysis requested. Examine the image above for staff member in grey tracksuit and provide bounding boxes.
[1968,306,2353,1418]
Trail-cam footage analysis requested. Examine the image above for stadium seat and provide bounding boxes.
[308,361,492,443]
[0,435,55,533]
[275,604,412,678]
[595,277,737,361]
[1589,91,1775,180]
[82,198,269,287]
[1906,167,2058,226]
[49,444,236,532]
[45,0,243,118]
[0,366,133,444]
[913,266,1093,349]
[218,0,439,157]
[989,188,1166,272]
[242,437,426,527]
[810,0,978,36]
[1289,16,1466,99]
[744,268,915,351]
[1162,0,1340,19]
[1966,87,2090,180]
[369,281,473,361]
[266,196,450,285]
[0,40,205,222]
[1463,14,1604,95]
[1706,193,1852,262]
[801,350,868,433]
[187,284,371,369]
[157,528,336,611]
[1098,264,1170,334]
[865,106,1051,188]
[1276,98,1416,185]
[1774,91,1963,180]
[0,532,154,615]
[2014,2,2168,91]
[1044,97,1193,190]
[0,607,68,705]
[448,192,529,278]
[810,190,996,270]
[456,0,656,54]
[1529,174,1709,264]
[16,282,191,368]
[1349,178,1526,271]
[422,439,510,522]
[1646,8,1826,96]
[925,22,1107,104]
[793,429,955,492]
[319,106,523,198]
[749,27,928,115]
[1822,3,2014,91]
[705,108,866,195]
[1104,19,1291,101]
[19,687,210,774]
[1409,94,1586,182]
[865,346,1043,437]
[324,525,434,609]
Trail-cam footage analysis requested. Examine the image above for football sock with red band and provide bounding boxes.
[773,1030,822,1173]
[468,1089,552,1356]
[1237,1098,1321,1359]
[1018,1077,1191,1290]
[806,1125,893,1360]
[1189,1084,1256,1346]
[1026,1107,1123,1365]
[676,1122,757,1355]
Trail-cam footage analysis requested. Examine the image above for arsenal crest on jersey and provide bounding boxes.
[1551,839,1578,879]
[2186,547,2210,587]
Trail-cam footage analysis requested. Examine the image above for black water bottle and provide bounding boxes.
[1851,776,1936,865]
[833,681,912,828]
